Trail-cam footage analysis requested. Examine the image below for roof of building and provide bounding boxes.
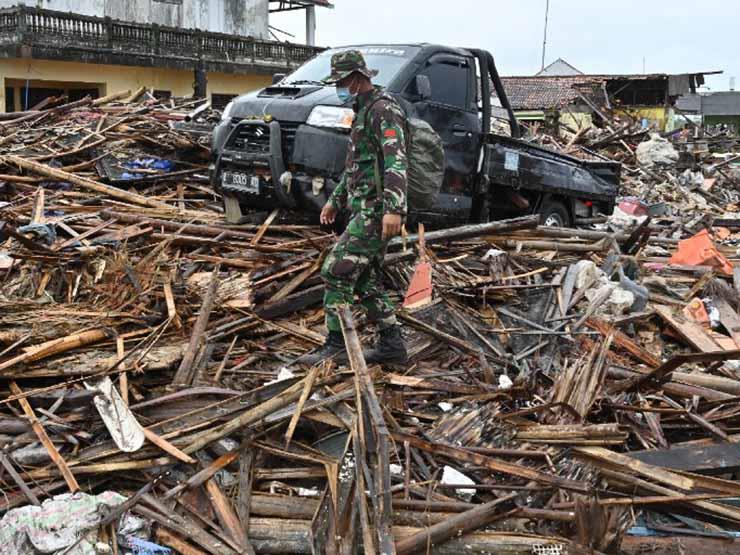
[499,71,722,111]
[500,75,596,110]
[536,58,584,77]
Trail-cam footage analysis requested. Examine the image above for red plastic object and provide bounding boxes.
[403,224,433,309]
[403,263,432,308]
[618,198,649,217]
[669,229,734,276]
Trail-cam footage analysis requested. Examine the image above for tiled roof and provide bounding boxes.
[500,76,603,111]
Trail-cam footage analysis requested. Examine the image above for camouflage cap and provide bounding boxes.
[323,49,379,84]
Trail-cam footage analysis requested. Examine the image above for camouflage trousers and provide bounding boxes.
[321,210,397,333]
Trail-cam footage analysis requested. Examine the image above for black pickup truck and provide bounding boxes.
[211,44,620,227]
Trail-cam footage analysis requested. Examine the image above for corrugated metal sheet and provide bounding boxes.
[702,92,740,116]
[676,94,702,113]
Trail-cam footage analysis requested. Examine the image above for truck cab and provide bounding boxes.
[211,44,619,226]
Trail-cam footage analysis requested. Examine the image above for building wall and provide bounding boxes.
[702,92,740,117]
[512,109,593,134]
[615,107,667,131]
[0,57,271,111]
[562,110,593,132]
[0,0,270,38]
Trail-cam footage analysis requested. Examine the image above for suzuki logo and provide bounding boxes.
[254,127,265,137]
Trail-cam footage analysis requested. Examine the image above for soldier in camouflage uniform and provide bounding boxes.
[299,50,408,365]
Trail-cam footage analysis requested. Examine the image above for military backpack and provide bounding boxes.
[365,93,445,210]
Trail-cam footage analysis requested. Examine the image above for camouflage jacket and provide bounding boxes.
[329,87,408,217]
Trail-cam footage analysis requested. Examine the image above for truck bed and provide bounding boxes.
[484,134,620,202]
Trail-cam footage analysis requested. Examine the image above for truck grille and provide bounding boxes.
[280,123,299,158]
[228,120,299,159]
[230,122,270,154]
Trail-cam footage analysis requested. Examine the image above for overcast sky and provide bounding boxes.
[272,0,737,91]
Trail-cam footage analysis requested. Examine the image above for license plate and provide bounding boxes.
[223,172,259,193]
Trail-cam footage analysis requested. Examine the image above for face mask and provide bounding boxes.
[336,87,354,103]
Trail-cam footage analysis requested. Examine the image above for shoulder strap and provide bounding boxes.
[363,93,406,199]
[364,95,386,199]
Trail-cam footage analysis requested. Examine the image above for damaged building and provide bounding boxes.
[677,90,740,133]
[498,68,721,134]
[0,1,330,111]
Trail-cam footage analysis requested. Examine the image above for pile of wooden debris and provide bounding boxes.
[2,95,740,555]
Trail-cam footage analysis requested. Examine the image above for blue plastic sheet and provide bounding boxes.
[121,158,176,180]
[119,535,173,554]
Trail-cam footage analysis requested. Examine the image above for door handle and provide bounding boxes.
[452,125,469,137]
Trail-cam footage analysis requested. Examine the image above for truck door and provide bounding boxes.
[406,53,480,196]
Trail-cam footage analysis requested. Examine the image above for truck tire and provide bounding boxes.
[539,199,571,227]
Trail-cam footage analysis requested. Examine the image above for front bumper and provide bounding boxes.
[213,119,348,221]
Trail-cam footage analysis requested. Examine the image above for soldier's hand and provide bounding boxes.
[320,202,337,225]
[382,213,402,240]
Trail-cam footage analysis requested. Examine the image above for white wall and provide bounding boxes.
[0,0,270,38]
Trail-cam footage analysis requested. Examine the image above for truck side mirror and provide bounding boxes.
[415,75,432,100]
[272,73,286,85]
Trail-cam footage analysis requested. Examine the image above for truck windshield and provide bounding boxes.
[283,46,419,88]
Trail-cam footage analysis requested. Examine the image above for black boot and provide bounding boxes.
[295,331,347,366]
[365,326,408,364]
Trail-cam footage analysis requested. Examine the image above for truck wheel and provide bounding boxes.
[539,200,571,227]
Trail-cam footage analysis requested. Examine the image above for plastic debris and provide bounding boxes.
[0,491,140,555]
[498,374,513,390]
[636,133,679,167]
[669,229,734,276]
[441,466,476,501]
[17,223,57,245]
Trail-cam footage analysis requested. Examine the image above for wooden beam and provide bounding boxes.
[395,494,517,555]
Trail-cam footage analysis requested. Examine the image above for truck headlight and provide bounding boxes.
[307,106,355,130]
[221,101,235,122]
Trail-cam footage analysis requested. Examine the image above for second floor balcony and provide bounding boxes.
[0,5,323,75]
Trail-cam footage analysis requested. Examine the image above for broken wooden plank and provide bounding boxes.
[8,381,79,493]
[172,264,220,387]
[574,447,694,490]
[142,427,197,464]
[628,435,740,472]
[395,494,517,554]
[205,478,250,553]
[392,431,589,494]
[655,304,722,352]
[284,364,321,449]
